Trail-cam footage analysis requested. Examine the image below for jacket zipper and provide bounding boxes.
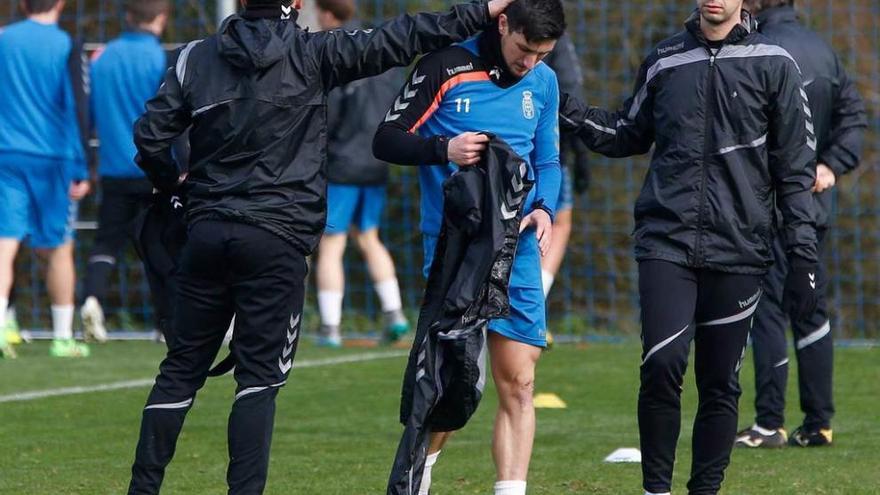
[695,48,718,267]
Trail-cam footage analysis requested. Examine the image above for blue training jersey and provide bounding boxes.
[91,31,167,178]
[383,34,561,236]
[0,19,85,174]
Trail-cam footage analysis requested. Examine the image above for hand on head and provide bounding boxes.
[487,0,516,19]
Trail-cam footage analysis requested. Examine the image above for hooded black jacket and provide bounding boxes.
[756,6,867,228]
[388,136,532,495]
[133,2,496,254]
[560,10,819,274]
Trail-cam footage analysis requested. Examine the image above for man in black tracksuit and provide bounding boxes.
[126,0,515,493]
[734,0,867,450]
[560,1,819,494]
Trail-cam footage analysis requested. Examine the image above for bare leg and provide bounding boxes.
[38,241,76,306]
[490,331,541,482]
[419,431,455,494]
[354,228,397,285]
[316,233,347,293]
[0,239,20,303]
[355,228,407,337]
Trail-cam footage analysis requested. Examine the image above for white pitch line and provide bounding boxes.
[0,350,407,404]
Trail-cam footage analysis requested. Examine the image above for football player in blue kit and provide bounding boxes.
[0,0,91,358]
[373,2,565,493]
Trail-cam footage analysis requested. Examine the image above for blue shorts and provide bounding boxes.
[0,151,77,248]
[422,230,547,348]
[325,183,386,235]
[557,165,574,212]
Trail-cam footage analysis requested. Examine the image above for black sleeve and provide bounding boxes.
[134,63,192,192]
[558,56,655,158]
[768,58,818,263]
[307,1,491,91]
[819,55,868,177]
[373,52,458,165]
[165,46,191,173]
[67,38,92,178]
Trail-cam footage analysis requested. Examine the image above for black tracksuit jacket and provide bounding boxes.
[756,6,867,228]
[133,2,497,255]
[560,10,819,274]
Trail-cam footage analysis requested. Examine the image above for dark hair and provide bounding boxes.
[315,0,356,23]
[126,0,170,26]
[504,0,566,42]
[22,0,61,14]
[744,0,794,13]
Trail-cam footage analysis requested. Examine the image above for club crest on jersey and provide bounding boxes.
[522,91,535,120]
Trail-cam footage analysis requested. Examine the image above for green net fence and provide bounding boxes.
[2,0,878,340]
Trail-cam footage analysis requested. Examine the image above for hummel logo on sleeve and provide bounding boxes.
[385,69,426,122]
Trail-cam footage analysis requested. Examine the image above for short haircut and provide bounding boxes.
[504,0,566,42]
[126,0,170,26]
[314,0,356,23]
[744,0,795,12]
[22,0,62,15]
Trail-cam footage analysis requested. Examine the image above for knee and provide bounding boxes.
[38,243,73,263]
[497,372,535,411]
[640,351,688,397]
[318,234,347,259]
[354,229,381,252]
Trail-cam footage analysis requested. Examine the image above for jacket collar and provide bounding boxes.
[756,5,800,28]
[685,8,757,46]
[477,30,524,88]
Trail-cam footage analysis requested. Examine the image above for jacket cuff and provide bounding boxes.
[531,199,555,221]
[819,154,848,177]
[431,135,450,164]
[480,1,492,27]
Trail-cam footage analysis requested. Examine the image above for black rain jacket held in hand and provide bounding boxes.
[560,10,818,274]
[133,2,496,255]
[388,136,533,495]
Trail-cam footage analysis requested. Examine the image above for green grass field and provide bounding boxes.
[0,340,877,494]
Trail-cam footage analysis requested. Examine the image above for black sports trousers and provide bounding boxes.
[638,260,761,495]
[83,177,154,302]
[750,229,833,431]
[128,220,307,495]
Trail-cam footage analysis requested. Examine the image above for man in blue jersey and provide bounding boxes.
[0,0,91,358]
[313,0,409,347]
[79,0,170,343]
[373,2,564,493]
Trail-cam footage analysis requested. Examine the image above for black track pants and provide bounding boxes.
[128,220,307,495]
[750,229,833,431]
[83,178,153,301]
[638,260,760,495]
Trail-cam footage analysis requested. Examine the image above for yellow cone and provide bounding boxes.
[534,393,567,409]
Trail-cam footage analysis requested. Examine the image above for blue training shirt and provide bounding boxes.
[0,19,85,176]
[91,31,167,178]
[389,35,562,236]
